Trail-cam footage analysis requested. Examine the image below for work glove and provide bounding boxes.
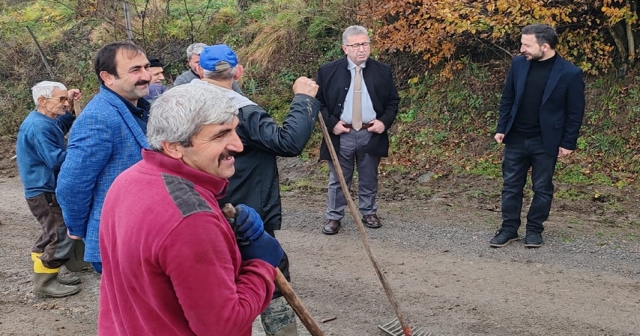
[239,232,284,268]
[234,204,265,243]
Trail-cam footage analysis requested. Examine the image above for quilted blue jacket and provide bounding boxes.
[56,87,150,263]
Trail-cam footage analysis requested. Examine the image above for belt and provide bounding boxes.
[343,122,373,130]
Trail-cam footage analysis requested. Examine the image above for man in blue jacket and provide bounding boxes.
[17,81,82,297]
[56,41,152,273]
[490,24,585,248]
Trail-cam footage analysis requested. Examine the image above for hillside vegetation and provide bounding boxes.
[1,0,640,189]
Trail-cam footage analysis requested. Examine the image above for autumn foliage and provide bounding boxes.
[361,0,639,75]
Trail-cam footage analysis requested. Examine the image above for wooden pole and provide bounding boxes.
[274,269,325,336]
[123,1,134,42]
[317,117,413,336]
[26,26,55,80]
[221,204,325,336]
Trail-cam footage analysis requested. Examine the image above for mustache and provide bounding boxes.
[135,80,150,86]
[219,150,240,161]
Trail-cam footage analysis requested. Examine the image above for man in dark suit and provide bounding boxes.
[316,25,400,235]
[490,24,585,248]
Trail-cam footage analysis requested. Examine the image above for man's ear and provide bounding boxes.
[233,65,244,80]
[36,96,46,106]
[100,71,115,86]
[197,65,204,79]
[161,141,184,160]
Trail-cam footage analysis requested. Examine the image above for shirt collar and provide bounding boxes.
[346,58,367,71]
[102,85,150,120]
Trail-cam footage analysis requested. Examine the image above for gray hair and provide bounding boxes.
[186,43,207,59]
[342,25,369,45]
[147,83,238,151]
[202,67,237,81]
[31,81,67,105]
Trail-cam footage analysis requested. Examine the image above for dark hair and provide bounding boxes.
[147,57,163,68]
[93,42,145,85]
[522,24,558,49]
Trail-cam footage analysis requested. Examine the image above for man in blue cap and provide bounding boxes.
[193,44,321,336]
[173,42,243,93]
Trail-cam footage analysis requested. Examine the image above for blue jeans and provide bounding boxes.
[91,262,102,274]
[501,135,558,234]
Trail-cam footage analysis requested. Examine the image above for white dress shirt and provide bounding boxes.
[341,59,375,124]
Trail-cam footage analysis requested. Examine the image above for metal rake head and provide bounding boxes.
[378,317,433,336]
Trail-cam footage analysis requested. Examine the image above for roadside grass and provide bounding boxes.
[555,188,591,201]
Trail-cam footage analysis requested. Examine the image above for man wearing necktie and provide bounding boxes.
[315,25,400,235]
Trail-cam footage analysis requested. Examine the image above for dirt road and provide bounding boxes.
[2,165,640,335]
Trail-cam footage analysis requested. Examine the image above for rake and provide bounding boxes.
[317,116,429,336]
[378,317,433,336]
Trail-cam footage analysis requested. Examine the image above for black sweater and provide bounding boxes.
[514,54,557,134]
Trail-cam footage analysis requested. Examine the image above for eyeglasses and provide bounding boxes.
[44,96,69,103]
[345,42,371,49]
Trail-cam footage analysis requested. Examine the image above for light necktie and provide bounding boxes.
[352,65,362,131]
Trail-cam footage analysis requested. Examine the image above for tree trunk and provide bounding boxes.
[628,0,637,65]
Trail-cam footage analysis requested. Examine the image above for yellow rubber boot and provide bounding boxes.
[33,256,80,298]
[31,252,43,262]
[31,252,81,285]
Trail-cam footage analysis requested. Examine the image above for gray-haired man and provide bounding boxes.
[16,81,83,297]
[99,83,283,335]
[173,43,207,86]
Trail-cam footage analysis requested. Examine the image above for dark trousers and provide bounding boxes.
[26,192,74,269]
[326,130,381,220]
[501,135,558,234]
[266,229,289,300]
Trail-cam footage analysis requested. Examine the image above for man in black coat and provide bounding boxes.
[316,25,400,235]
[195,44,321,336]
[490,24,585,248]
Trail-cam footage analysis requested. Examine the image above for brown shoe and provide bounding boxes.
[362,214,382,228]
[322,219,341,235]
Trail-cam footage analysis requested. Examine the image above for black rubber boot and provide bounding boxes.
[56,272,81,285]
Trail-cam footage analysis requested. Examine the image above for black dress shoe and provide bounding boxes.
[362,214,382,228]
[322,219,341,235]
[489,229,519,247]
[524,231,543,248]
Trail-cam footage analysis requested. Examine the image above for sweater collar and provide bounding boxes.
[140,149,229,199]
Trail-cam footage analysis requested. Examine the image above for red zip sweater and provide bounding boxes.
[98,149,276,336]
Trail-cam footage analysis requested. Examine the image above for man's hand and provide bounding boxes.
[67,229,82,240]
[366,119,385,134]
[238,232,284,268]
[292,77,319,97]
[67,89,82,101]
[234,204,265,243]
[558,147,574,158]
[67,89,82,114]
[333,122,350,135]
[494,133,505,144]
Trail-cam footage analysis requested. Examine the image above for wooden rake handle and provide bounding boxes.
[316,117,413,336]
[72,98,82,117]
[221,204,325,336]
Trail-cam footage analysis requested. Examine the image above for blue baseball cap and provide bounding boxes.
[199,44,238,71]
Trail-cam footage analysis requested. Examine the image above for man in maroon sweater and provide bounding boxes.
[98,83,284,335]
